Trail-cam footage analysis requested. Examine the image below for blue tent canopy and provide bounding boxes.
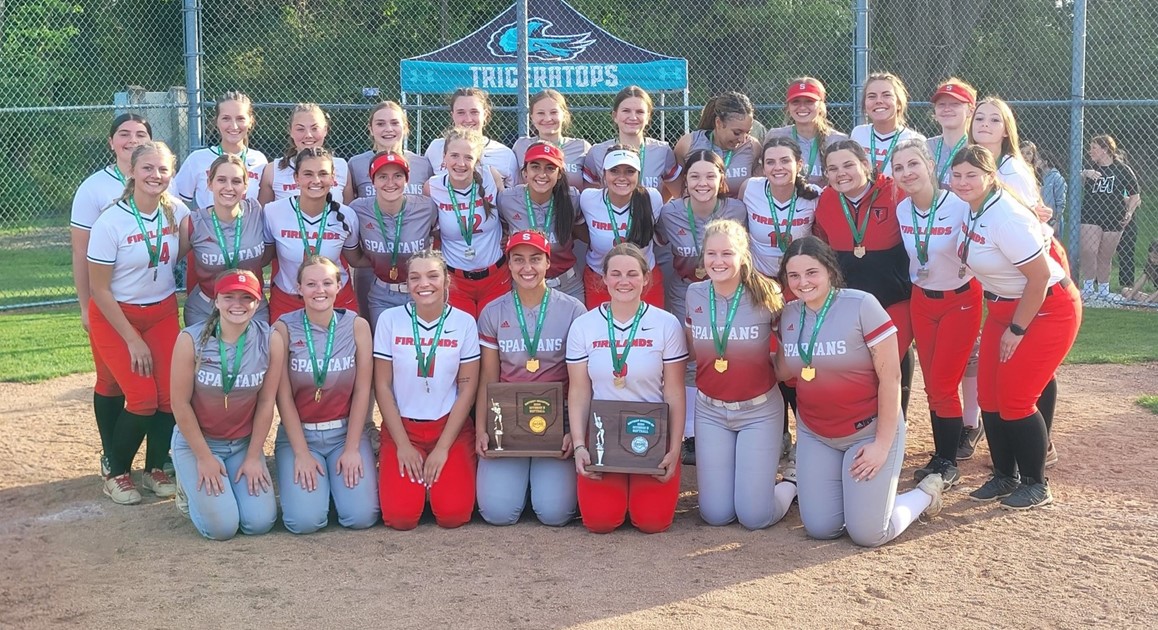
[400,0,688,95]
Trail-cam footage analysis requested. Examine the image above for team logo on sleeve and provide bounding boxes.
[489,19,594,61]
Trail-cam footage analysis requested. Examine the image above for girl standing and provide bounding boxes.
[1079,135,1141,302]
[512,90,591,189]
[925,79,976,190]
[347,101,434,199]
[424,88,518,187]
[259,103,351,205]
[674,92,758,195]
[583,86,680,195]
[767,78,849,186]
[175,92,268,209]
[1021,142,1067,227]
[850,73,926,178]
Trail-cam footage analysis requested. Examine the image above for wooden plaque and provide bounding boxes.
[586,400,669,474]
[483,382,565,458]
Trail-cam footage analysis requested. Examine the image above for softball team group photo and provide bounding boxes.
[74,71,1133,546]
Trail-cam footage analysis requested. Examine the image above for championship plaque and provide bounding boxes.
[483,382,565,458]
[586,401,669,474]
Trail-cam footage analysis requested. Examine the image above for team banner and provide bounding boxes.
[401,0,688,94]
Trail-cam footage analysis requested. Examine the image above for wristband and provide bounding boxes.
[1009,323,1027,336]
[573,444,588,451]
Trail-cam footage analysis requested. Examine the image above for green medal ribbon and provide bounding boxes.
[513,288,550,360]
[765,183,798,251]
[797,288,837,369]
[209,207,243,270]
[638,143,647,178]
[791,128,819,179]
[410,306,449,378]
[447,180,478,246]
[127,198,164,270]
[373,199,406,270]
[603,192,633,245]
[869,128,903,175]
[961,190,998,267]
[291,197,329,257]
[211,144,249,171]
[524,187,554,232]
[605,302,646,378]
[838,186,883,248]
[934,135,968,185]
[911,191,948,266]
[708,132,734,169]
[302,311,336,397]
[709,283,744,359]
[216,321,247,397]
[111,165,126,184]
[683,198,719,260]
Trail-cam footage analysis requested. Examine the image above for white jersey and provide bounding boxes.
[424,137,519,189]
[174,146,268,209]
[373,304,481,420]
[86,200,191,304]
[427,171,503,271]
[896,190,974,290]
[265,156,350,202]
[997,154,1041,209]
[850,124,926,177]
[578,187,664,271]
[765,126,851,185]
[263,197,360,293]
[566,303,688,403]
[71,166,128,231]
[742,178,820,277]
[958,191,1065,299]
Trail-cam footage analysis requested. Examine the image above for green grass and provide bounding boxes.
[1137,396,1158,415]
[1066,308,1158,364]
[0,225,74,308]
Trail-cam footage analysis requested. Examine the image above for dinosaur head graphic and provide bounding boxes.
[488,18,595,61]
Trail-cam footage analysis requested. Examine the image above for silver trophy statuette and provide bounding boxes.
[491,398,504,451]
[593,412,606,466]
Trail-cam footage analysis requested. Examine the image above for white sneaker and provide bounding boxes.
[104,473,142,505]
[174,480,190,516]
[917,473,944,518]
[141,468,177,498]
[100,453,110,478]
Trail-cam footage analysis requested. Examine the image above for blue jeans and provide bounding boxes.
[275,423,380,534]
[171,429,277,541]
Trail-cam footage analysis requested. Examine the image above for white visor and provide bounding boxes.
[603,149,641,172]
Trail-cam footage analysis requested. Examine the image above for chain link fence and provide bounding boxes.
[1,0,1156,308]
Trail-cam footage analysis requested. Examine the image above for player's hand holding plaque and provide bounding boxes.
[586,401,669,474]
[484,382,565,457]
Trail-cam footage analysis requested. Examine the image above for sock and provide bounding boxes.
[773,481,797,516]
[93,393,125,455]
[145,411,176,471]
[1083,279,1095,292]
[1098,282,1110,296]
[109,409,150,477]
[1038,378,1058,435]
[932,416,964,463]
[889,487,933,539]
[1005,411,1048,484]
[961,375,980,428]
[900,347,915,417]
[982,411,1017,477]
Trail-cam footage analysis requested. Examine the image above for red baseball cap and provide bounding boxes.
[786,81,825,102]
[370,151,410,179]
[523,143,565,170]
[506,230,551,257]
[214,270,263,300]
[932,81,976,106]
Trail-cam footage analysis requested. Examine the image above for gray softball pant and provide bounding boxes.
[476,456,577,526]
[275,422,380,534]
[796,415,909,547]
[694,387,790,530]
[367,278,413,331]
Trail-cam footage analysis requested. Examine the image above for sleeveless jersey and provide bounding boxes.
[263,197,360,294]
[849,125,926,178]
[583,138,679,190]
[496,184,582,277]
[424,137,519,188]
[686,130,756,195]
[188,198,269,300]
[957,191,1065,299]
[184,319,272,440]
[478,289,586,385]
[174,146,268,209]
[765,125,850,185]
[565,303,688,403]
[896,191,975,290]
[684,281,777,401]
[71,166,128,231]
[347,149,433,199]
[266,156,350,202]
[281,308,360,424]
[512,136,591,189]
[657,197,747,281]
[578,187,664,270]
[427,171,503,270]
[87,200,191,304]
[742,178,821,277]
[348,194,437,282]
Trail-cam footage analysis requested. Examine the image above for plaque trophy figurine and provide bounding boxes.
[593,412,606,466]
[491,398,504,451]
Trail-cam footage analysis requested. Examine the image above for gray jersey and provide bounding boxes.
[188,199,269,300]
[656,197,747,281]
[583,138,678,190]
[765,125,850,186]
[496,184,582,277]
[683,281,776,402]
[184,319,271,440]
[348,149,433,198]
[281,308,361,424]
[349,194,437,282]
[687,130,756,196]
[478,289,586,385]
[512,137,591,189]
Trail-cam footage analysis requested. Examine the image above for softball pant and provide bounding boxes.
[796,417,930,547]
[583,266,666,310]
[448,259,511,319]
[910,282,983,417]
[379,416,476,530]
[275,421,380,534]
[665,274,693,330]
[546,265,585,304]
[171,429,277,541]
[577,464,681,534]
[367,277,412,331]
[476,456,577,526]
[694,388,796,530]
[183,287,270,327]
[269,283,358,324]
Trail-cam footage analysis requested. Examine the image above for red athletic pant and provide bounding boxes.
[910,282,983,417]
[268,283,358,323]
[884,300,914,360]
[89,333,123,397]
[379,416,476,530]
[576,465,681,533]
[978,283,1081,419]
[583,266,666,310]
[88,296,179,415]
[448,269,511,319]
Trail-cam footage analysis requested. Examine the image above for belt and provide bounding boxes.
[448,255,507,281]
[403,414,450,424]
[921,282,973,299]
[545,266,577,289]
[374,277,409,293]
[697,390,770,411]
[985,277,1072,303]
[301,418,347,431]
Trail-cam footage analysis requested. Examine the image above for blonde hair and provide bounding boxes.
[891,138,937,190]
[530,89,572,134]
[117,142,178,228]
[367,101,409,150]
[950,145,1029,207]
[783,77,833,139]
[279,103,329,169]
[701,219,783,315]
[406,248,451,302]
[863,72,910,127]
[969,97,1023,163]
[443,126,494,217]
[601,241,649,277]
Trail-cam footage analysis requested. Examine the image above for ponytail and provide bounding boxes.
[194,309,222,372]
[625,188,655,247]
[550,178,575,245]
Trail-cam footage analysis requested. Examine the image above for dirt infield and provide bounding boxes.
[1,364,1156,629]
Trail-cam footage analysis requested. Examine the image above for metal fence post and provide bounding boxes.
[182,0,204,150]
[1066,0,1087,277]
[852,0,870,124]
[516,0,529,137]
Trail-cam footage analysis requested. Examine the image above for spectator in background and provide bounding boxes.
[1080,135,1141,304]
[1021,142,1067,229]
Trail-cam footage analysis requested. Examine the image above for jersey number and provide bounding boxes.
[159,241,171,264]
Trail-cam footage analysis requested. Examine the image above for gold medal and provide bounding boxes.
[389,267,398,281]
[528,416,547,434]
[714,358,728,373]
[223,394,229,410]
[526,358,540,373]
[853,245,866,258]
[613,375,626,388]
[314,388,322,402]
[695,267,707,279]
[800,366,816,381]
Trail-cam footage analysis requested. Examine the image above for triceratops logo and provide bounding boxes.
[488,19,595,61]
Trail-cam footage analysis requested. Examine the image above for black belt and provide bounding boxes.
[448,255,507,281]
[985,277,1072,302]
[921,282,973,300]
